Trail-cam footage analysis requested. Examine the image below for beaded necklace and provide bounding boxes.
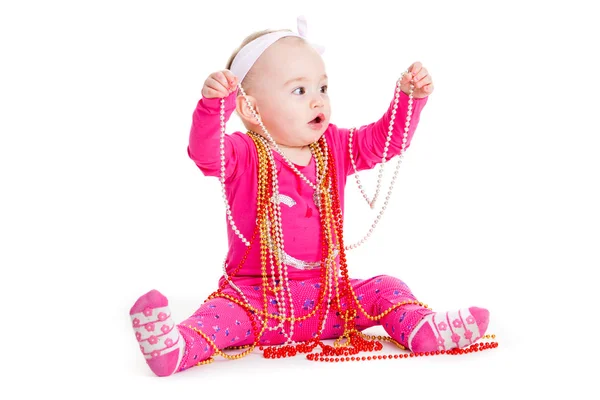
[189,72,498,363]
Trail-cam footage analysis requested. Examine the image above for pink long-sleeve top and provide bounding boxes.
[188,89,428,287]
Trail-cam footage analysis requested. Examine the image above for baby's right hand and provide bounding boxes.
[201,70,238,99]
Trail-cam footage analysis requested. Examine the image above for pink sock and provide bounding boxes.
[408,307,489,353]
[130,290,186,377]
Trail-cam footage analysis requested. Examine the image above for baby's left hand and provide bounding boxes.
[400,61,434,98]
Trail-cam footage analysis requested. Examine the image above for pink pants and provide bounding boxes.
[176,274,430,371]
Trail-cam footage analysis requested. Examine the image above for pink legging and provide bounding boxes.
[176,274,431,371]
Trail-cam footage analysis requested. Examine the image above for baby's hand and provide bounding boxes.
[400,62,434,99]
[201,70,239,99]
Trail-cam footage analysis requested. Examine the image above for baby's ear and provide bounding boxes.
[235,94,260,125]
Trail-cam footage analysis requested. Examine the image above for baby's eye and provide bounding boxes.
[321,85,328,94]
[292,87,306,95]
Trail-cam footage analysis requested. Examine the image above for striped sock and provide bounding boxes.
[408,307,489,353]
[130,290,185,376]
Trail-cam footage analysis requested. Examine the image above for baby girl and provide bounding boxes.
[129,17,490,377]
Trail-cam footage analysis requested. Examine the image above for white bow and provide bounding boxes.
[297,15,325,54]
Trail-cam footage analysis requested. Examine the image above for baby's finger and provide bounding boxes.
[211,71,230,90]
[413,68,429,85]
[415,74,432,89]
[204,85,229,98]
[207,76,229,93]
[222,70,238,88]
[423,83,434,93]
[409,61,423,77]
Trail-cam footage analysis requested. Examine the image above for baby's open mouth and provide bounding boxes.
[309,113,325,124]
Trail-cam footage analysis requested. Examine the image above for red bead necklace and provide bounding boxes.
[190,132,497,366]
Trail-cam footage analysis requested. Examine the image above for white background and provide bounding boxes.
[1,0,598,399]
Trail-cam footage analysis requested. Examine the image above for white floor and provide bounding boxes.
[2,1,598,399]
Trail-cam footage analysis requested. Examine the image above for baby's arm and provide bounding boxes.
[334,89,428,176]
[187,90,252,182]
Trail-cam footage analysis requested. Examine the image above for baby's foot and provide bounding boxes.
[408,307,489,353]
[130,289,185,376]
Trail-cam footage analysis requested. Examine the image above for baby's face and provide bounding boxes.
[249,37,330,148]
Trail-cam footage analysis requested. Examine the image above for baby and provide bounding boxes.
[129,17,490,377]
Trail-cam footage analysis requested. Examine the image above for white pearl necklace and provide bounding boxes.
[218,88,329,343]
[345,73,414,250]
[218,73,414,249]
[216,72,414,342]
[219,106,251,246]
[218,89,331,246]
[239,85,325,192]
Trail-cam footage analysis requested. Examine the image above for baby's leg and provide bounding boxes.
[177,295,261,369]
[350,275,431,347]
[130,290,190,377]
[350,275,489,352]
[130,289,256,376]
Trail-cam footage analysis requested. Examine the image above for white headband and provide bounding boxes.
[230,15,325,83]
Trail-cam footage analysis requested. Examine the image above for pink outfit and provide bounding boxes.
[129,87,490,376]
[172,88,435,371]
